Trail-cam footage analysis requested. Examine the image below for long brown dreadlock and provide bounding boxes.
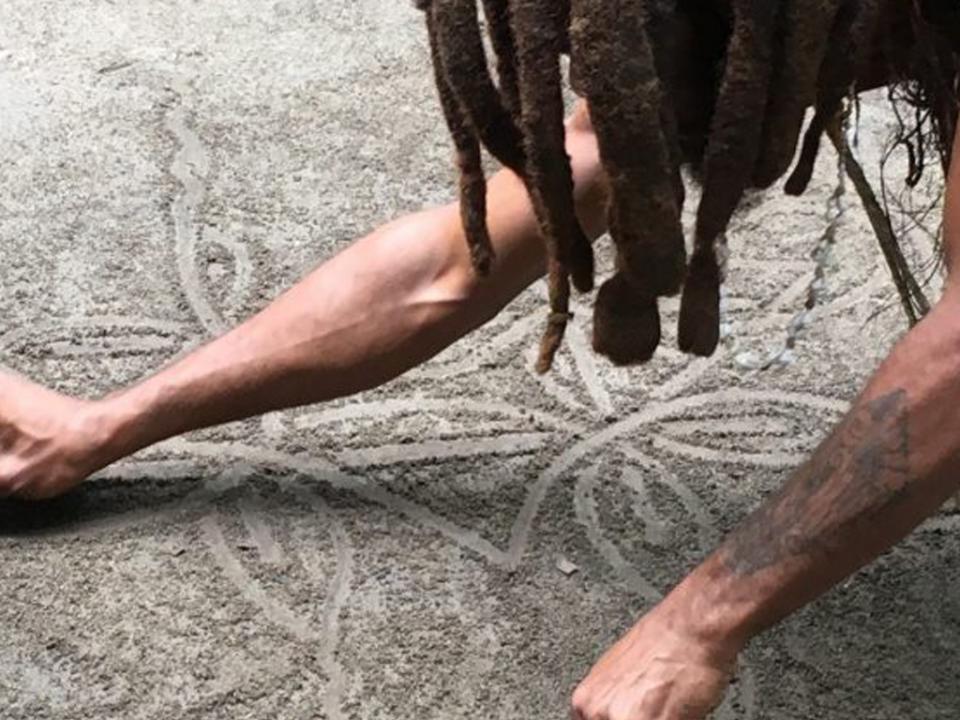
[416,0,960,371]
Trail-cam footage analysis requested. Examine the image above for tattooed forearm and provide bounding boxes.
[662,299,960,650]
[721,389,911,575]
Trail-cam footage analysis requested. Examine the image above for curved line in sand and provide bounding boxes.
[508,390,849,569]
[164,73,223,337]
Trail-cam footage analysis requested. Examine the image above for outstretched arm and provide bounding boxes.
[0,105,606,500]
[572,123,960,720]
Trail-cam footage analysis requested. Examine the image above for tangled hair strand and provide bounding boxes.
[417,0,959,371]
[785,0,884,196]
[752,0,838,188]
[480,0,523,119]
[423,2,496,275]
[433,0,526,174]
[679,0,782,356]
[571,0,686,364]
[510,0,596,372]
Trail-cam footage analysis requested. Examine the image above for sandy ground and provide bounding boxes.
[1,2,958,719]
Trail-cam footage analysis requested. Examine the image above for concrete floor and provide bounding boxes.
[1,2,958,718]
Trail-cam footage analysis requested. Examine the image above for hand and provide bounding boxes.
[0,372,108,500]
[571,608,740,720]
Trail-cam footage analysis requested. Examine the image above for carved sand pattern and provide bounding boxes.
[3,6,952,716]
[8,215,907,718]
[199,480,353,720]
[164,73,224,337]
[292,486,354,720]
[165,71,254,337]
[201,512,317,642]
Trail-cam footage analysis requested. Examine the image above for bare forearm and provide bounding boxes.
[668,288,960,649]
[100,198,530,461]
[102,213,491,450]
[94,115,606,465]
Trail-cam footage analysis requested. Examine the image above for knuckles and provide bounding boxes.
[571,684,614,720]
[573,683,665,720]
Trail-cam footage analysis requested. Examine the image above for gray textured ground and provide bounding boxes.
[1,2,958,719]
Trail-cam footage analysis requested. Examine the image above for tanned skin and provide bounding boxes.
[570,122,960,720]
[0,105,606,501]
[2,26,959,720]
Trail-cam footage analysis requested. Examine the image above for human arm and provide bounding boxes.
[571,122,960,720]
[0,105,607,500]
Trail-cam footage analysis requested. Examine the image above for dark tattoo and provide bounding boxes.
[722,389,911,575]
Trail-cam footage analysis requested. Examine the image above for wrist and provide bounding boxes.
[652,560,757,666]
[87,385,162,468]
[58,398,130,481]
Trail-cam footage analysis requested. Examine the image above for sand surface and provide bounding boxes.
[1,2,958,718]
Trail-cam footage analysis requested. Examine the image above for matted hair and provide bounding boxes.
[416,0,960,370]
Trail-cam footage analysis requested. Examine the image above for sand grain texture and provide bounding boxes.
[1,2,958,718]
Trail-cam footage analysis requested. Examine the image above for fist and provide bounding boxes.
[571,613,738,720]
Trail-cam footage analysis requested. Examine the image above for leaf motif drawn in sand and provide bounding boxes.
[195,465,355,720]
[0,316,196,389]
[0,316,193,359]
[653,390,848,469]
[165,73,255,336]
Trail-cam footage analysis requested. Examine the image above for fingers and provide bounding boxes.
[572,693,656,720]
[13,486,48,502]
[570,667,726,720]
[0,451,48,500]
[0,468,28,500]
[572,681,623,720]
[0,457,17,499]
[570,684,588,720]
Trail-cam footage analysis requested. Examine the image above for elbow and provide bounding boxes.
[392,208,508,332]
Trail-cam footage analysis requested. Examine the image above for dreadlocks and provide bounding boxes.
[416,0,960,371]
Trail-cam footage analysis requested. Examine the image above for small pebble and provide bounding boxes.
[556,557,580,577]
[734,351,759,370]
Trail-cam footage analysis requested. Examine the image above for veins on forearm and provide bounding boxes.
[721,388,911,575]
